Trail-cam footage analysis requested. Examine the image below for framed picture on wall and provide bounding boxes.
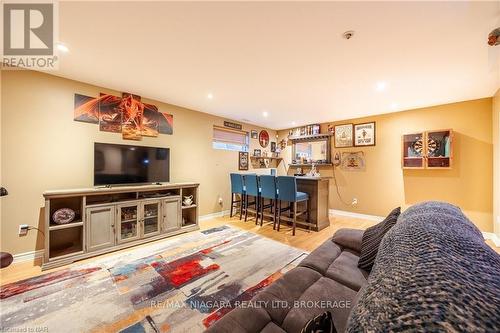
[253,149,261,157]
[270,142,276,152]
[251,130,258,139]
[334,124,354,148]
[238,152,249,170]
[354,122,376,146]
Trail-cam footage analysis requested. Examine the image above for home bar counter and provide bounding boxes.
[295,176,330,231]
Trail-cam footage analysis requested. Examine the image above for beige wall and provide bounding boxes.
[494,89,500,236]
[278,98,494,232]
[1,70,276,255]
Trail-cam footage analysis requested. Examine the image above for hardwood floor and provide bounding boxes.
[1,214,498,286]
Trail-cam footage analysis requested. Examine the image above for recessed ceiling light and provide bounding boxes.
[375,81,387,92]
[207,93,213,100]
[56,43,69,53]
[262,111,269,117]
[291,121,296,126]
[391,102,398,110]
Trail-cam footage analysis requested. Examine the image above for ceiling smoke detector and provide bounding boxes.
[343,30,355,40]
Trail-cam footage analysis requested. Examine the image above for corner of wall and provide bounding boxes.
[493,88,500,237]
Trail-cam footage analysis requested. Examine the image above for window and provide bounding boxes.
[212,126,249,152]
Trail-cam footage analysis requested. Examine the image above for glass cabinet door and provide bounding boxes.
[402,133,425,169]
[426,130,452,168]
[142,201,161,237]
[118,203,140,243]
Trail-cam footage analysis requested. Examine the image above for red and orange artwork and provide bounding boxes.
[121,93,144,141]
[99,93,123,133]
[74,94,99,124]
[142,104,159,137]
[158,113,173,135]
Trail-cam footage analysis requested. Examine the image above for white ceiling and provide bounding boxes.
[52,1,499,129]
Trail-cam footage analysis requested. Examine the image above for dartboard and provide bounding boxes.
[411,139,423,155]
[427,138,440,156]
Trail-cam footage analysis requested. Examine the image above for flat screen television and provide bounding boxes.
[94,142,170,186]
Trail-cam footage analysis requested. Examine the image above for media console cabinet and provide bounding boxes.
[42,182,199,270]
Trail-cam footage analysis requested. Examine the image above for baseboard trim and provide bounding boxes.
[482,232,500,247]
[199,210,231,221]
[11,212,229,263]
[329,209,385,222]
[12,249,44,264]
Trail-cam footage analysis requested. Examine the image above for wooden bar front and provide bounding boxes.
[296,177,330,231]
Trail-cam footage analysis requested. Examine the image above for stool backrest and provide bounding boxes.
[230,173,244,194]
[277,176,297,202]
[243,174,259,196]
[259,175,277,199]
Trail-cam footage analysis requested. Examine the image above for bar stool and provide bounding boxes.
[258,175,278,228]
[243,174,260,222]
[276,176,310,236]
[230,173,245,219]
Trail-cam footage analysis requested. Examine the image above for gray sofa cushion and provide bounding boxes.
[331,228,364,253]
[252,267,323,325]
[325,250,369,292]
[298,239,342,275]
[281,277,356,333]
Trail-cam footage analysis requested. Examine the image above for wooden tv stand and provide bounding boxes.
[42,182,199,270]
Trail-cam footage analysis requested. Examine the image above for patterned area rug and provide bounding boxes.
[0,226,306,332]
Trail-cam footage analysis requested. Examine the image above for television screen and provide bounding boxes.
[94,143,170,186]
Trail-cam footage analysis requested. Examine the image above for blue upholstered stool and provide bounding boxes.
[243,174,260,222]
[229,173,245,219]
[258,175,278,229]
[276,176,310,236]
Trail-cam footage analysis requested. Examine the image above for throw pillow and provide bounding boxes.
[301,311,336,333]
[331,228,364,252]
[358,207,401,271]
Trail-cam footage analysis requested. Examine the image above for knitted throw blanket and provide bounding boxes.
[346,201,500,332]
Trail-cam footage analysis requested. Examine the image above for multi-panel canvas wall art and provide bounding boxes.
[99,93,123,133]
[142,104,159,137]
[121,93,144,141]
[73,93,173,140]
[74,94,99,124]
[158,113,174,135]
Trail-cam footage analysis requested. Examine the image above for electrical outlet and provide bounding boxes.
[351,198,358,206]
[19,224,29,236]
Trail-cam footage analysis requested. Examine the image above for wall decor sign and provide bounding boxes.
[259,130,270,148]
[224,121,242,131]
[73,93,173,140]
[334,124,353,148]
[354,122,376,146]
[238,151,249,170]
[341,151,365,171]
[251,130,258,139]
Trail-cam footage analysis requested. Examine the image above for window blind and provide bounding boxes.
[213,127,248,145]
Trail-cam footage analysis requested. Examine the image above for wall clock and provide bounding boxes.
[259,130,270,148]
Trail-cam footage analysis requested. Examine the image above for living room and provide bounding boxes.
[1,1,499,333]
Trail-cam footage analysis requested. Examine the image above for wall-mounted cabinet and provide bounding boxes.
[43,183,199,270]
[402,129,453,169]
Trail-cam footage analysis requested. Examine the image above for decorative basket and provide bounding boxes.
[52,208,76,225]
